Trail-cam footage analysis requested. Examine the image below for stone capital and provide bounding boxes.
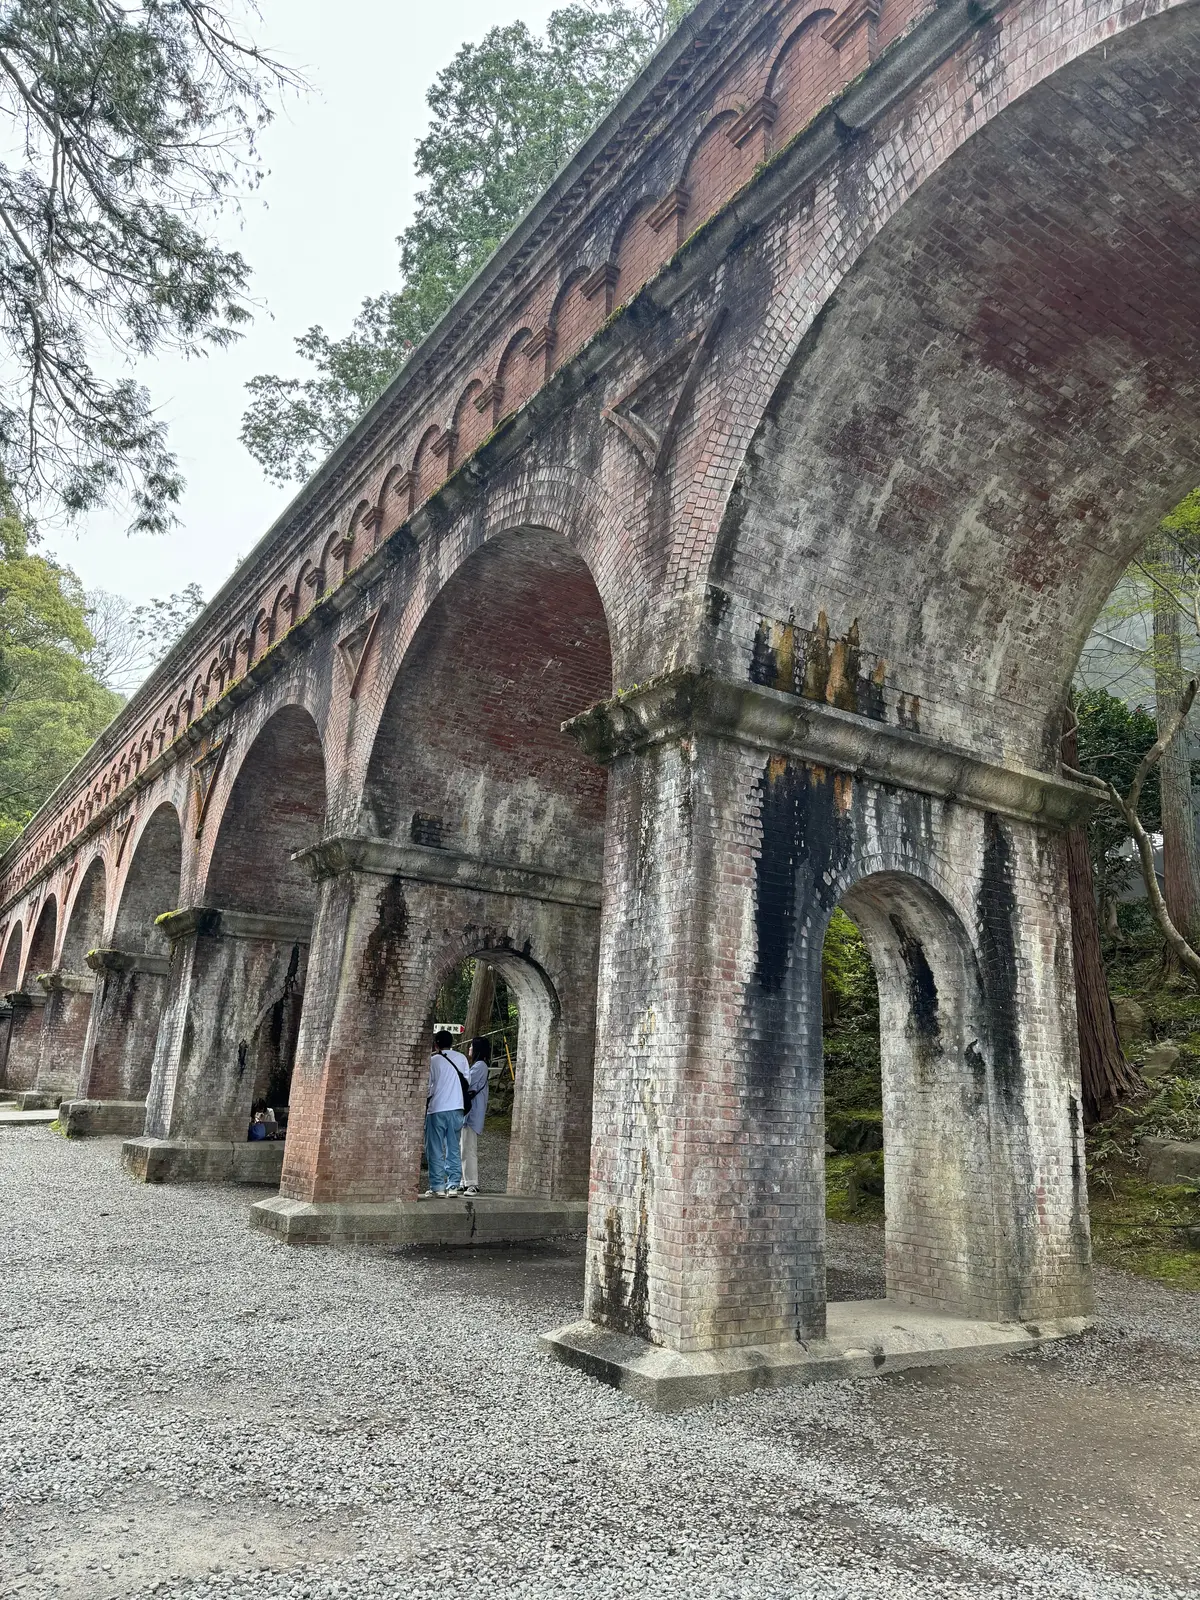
[85,948,171,977]
[36,969,96,997]
[563,669,1095,830]
[155,906,312,946]
[5,988,45,1011]
[293,835,602,909]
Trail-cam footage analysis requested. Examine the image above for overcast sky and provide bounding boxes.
[51,1,562,608]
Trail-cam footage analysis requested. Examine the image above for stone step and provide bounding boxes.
[121,1136,286,1186]
[251,1192,588,1247]
[59,1100,146,1139]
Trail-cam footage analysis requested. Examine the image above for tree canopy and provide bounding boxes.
[241,0,694,485]
[0,1,300,533]
[0,505,121,850]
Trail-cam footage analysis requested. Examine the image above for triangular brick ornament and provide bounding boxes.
[337,605,387,699]
[191,740,227,838]
[114,815,134,866]
[603,308,727,475]
[62,861,78,904]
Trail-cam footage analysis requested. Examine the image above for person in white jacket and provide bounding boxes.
[459,1036,491,1195]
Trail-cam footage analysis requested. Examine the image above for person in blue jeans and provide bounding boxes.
[420,1029,465,1198]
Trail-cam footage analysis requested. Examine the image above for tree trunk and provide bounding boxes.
[463,960,496,1043]
[1151,536,1200,945]
[1062,715,1141,1123]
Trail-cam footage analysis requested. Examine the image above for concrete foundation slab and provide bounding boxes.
[541,1301,1092,1411]
[13,1091,62,1111]
[250,1193,589,1247]
[121,1137,286,1186]
[0,1108,59,1126]
[59,1100,146,1138]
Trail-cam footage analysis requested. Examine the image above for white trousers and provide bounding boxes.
[460,1124,479,1189]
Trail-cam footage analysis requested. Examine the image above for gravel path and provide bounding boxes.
[1,1125,1197,1600]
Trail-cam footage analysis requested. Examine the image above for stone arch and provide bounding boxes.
[114,803,183,953]
[21,896,57,990]
[611,195,670,309]
[426,942,584,1197]
[60,856,107,970]
[808,865,1009,1317]
[451,378,490,467]
[494,328,538,424]
[412,424,445,509]
[550,267,602,373]
[705,3,1200,770]
[765,8,839,150]
[203,705,327,918]
[379,463,413,531]
[678,110,745,241]
[0,920,23,993]
[363,524,613,872]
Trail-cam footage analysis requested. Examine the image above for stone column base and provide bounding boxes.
[59,1100,146,1138]
[541,1301,1092,1412]
[121,1136,286,1185]
[251,1193,588,1247]
[13,1090,62,1111]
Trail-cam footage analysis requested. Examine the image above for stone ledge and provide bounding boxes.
[566,671,1095,829]
[251,1193,589,1247]
[541,1301,1092,1412]
[59,1099,146,1138]
[121,1137,286,1186]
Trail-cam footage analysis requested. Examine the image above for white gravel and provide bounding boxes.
[1,1125,1196,1600]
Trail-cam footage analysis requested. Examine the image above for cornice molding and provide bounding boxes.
[294,836,602,910]
[564,671,1095,830]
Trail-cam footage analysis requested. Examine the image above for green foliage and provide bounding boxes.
[0,2,300,532]
[241,1,696,485]
[0,506,121,849]
[1072,687,1160,907]
[822,908,882,1128]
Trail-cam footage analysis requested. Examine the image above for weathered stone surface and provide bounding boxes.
[58,1099,146,1138]
[121,1137,286,1186]
[251,1194,588,1247]
[1141,1137,1200,1187]
[1142,1042,1181,1080]
[2,0,1192,1378]
[542,1303,1093,1412]
[1111,996,1146,1045]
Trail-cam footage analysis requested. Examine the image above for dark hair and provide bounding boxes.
[433,1029,454,1050]
[470,1036,491,1062]
[251,1098,267,1114]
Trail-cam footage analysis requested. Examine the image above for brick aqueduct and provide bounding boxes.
[3,0,1198,1394]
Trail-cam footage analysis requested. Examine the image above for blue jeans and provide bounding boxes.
[424,1109,464,1192]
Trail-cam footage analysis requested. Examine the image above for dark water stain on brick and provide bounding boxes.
[755,758,853,995]
[888,912,939,1063]
[361,876,409,1000]
[977,814,1022,1108]
[750,618,778,687]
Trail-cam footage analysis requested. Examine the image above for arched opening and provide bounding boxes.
[4,897,57,1091]
[334,526,613,1202]
[429,950,565,1195]
[0,921,22,1090]
[22,897,57,991]
[206,706,326,919]
[815,873,1000,1317]
[144,707,325,1147]
[60,857,106,970]
[80,804,184,1107]
[115,805,183,953]
[32,857,107,1096]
